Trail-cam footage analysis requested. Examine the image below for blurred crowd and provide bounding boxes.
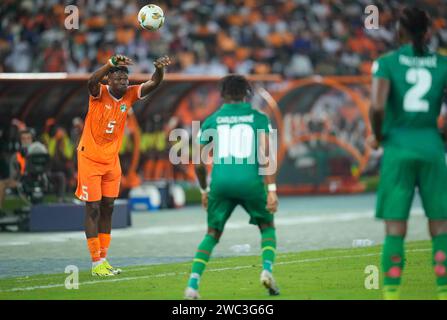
[1,0,447,77]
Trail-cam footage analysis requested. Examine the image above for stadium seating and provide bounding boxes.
[1,1,446,76]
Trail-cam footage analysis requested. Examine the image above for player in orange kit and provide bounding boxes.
[75,54,171,276]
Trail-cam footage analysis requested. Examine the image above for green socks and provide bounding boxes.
[380,233,447,300]
[432,233,447,300]
[187,228,277,291]
[187,234,218,290]
[261,227,276,273]
[382,235,405,299]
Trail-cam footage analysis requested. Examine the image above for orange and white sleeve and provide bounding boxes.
[137,84,151,100]
[125,85,143,104]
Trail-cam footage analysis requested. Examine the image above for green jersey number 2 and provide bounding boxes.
[403,67,432,112]
[217,124,254,158]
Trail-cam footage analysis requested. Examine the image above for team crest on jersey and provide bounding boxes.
[120,104,127,113]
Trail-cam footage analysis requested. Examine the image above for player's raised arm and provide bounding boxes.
[140,55,172,97]
[87,55,133,97]
[369,76,390,148]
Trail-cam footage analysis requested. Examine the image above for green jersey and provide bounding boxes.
[199,102,271,198]
[372,44,447,155]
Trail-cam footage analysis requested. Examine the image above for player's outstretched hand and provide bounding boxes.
[201,192,208,210]
[266,191,278,214]
[109,55,133,67]
[154,55,172,69]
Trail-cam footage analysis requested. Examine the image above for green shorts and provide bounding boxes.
[207,190,274,231]
[376,147,447,220]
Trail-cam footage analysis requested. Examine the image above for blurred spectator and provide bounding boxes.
[141,117,157,180]
[46,126,74,198]
[42,41,67,72]
[0,128,71,211]
[1,0,446,77]
[48,127,74,173]
[285,54,314,77]
[41,118,56,147]
[70,117,84,148]
[0,129,33,214]
[4,36,32,72]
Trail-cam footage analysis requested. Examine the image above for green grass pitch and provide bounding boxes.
[0,240,438,300]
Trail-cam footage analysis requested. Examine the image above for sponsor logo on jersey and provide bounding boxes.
[120,104,127,113]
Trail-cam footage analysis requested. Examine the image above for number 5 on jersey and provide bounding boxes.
[106,120,116,134]
[80,185,88,201]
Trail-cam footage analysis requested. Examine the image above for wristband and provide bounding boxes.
[200,186,210,194]
[267,184,277,192]
[108,56,118,67]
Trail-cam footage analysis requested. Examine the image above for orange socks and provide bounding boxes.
[87,234,111,264]
[87,237,101,262]
[98,233,111,259]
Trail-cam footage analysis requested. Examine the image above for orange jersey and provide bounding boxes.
[78,84,143,163]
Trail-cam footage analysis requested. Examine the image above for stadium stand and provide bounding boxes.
[1,0,446,76]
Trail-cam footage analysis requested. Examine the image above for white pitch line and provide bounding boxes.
[0,248,431,293]
[0,209,425,246]
[0,242,31,246]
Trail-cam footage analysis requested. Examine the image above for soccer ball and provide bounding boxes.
[138,4,165,31]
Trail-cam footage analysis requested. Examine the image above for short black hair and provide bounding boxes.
[19,128,32,137]
[220,74,252,101]
[19,128,34,141]
[399,7,431,56]
[108,66,129,75]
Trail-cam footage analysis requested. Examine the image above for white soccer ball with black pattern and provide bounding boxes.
[138,4,165,31]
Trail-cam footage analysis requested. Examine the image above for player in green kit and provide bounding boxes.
[184,75,279,299]
[370,7,447,300]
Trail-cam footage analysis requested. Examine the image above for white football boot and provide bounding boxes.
[260,270,280,296]
[184,287,201,300]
